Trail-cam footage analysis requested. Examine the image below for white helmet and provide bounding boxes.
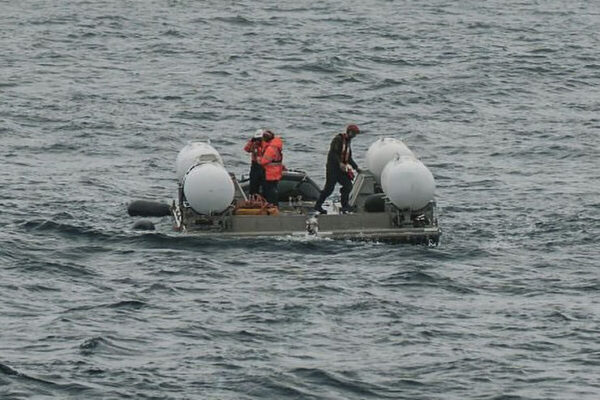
[253,129,264,139]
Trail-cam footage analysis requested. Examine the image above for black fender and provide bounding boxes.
[363,193,386,212]
[132,219,156,231]
[127,200,171,217]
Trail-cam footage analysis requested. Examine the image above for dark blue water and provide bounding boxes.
[1,1,599,399]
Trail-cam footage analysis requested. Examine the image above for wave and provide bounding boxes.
[78,336,141,356]
[380,269,477,294]
[0,362,92,396]
[277,58,345,74]
[65,300,146,314]
[291,367,394,398]
[21,219,113,241]
[213,15,254,26]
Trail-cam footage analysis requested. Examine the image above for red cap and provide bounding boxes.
[346,124,360,135]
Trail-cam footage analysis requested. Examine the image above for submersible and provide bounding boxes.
[165,139,441,245]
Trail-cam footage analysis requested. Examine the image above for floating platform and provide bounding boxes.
[171,170,441,245]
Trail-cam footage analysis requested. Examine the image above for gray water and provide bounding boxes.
[1,1,599,399]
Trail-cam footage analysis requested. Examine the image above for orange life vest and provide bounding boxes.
[258,136,283,181]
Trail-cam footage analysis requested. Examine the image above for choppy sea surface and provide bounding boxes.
[1,1,599,399]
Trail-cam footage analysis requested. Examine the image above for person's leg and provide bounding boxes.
[269,181,279,206]
[249,163,263,195]
[263,181,279,206]
[315,168,337,210]
[338,172,353,210]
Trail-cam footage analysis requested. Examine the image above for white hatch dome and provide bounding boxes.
[176,142,224,182]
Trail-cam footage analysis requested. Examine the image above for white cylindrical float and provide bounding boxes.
[182,162,234,215]
[176,142,224,182]
[366,138,416,183]
[381,156,435,210]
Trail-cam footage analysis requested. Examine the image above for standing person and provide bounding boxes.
[314,124,361,214]
[243,129,266,196]
[257,130,284,206]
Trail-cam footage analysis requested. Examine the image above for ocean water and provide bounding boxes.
[1,1,599,399]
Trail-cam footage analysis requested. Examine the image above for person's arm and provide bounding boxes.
[349,147,359,170]
[244,139,254,153]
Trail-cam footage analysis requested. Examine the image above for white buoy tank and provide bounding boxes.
[182,162,234,215]
[380,156,435,210]
[366,138,416,183]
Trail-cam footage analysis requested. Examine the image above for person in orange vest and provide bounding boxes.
[314,124,361,214]
[243,129,266,196]
[257,130,284,206]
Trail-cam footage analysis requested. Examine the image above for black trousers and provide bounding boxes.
[248,162,264,196]
[263,181,279,206]
[316,165,352,208]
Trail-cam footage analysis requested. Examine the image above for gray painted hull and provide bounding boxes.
[172,208,441,245]
[171,170,441,245]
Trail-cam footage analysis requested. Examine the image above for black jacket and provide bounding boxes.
[326,133,358,171]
